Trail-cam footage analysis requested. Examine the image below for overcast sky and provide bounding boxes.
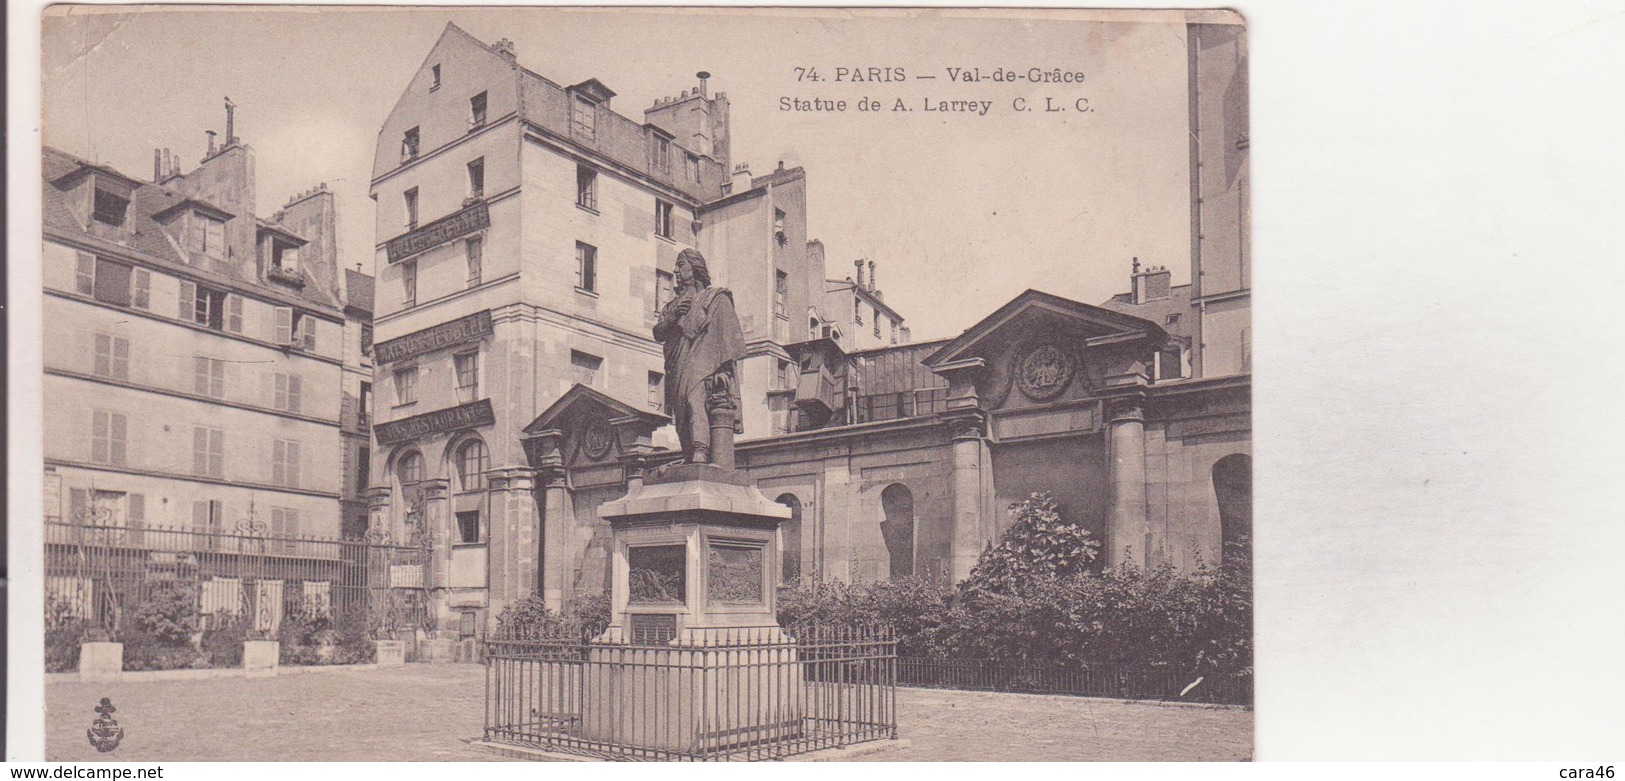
[42,7,1197,341]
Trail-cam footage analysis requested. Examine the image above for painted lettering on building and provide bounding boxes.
[374,398,495,446]
[374,310,493,365]
[385,201,490,263]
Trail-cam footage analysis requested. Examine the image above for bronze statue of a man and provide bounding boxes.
[654,249,746,464]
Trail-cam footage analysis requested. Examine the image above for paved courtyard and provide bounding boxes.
[45,665,1251,762]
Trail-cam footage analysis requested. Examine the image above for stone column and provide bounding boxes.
[1105,398,1148,569]
[539,465,571,610]
[945,410,991,583]
[419,478,452,632]
[487,467,538,610]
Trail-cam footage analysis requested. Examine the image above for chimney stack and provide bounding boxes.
[854,260,865,289]
[224,97,238,146]
[492,38,517,60]
[206,130,218,158]
[730,162,752,193]
[697,71,711,98]
[154,149,162,181]
[1131,260,1172,304]
[868,260,877,292]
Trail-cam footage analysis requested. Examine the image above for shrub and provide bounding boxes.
[200,611,248,668]
[121,580,205,671]
[958,492,1100,602]
[45,596,90,673]
[492,592,611,640]
[777,576,952,656]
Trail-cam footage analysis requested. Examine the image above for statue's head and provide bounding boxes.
[674,248,711,290]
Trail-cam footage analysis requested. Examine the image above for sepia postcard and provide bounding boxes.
[28,5,1251,762]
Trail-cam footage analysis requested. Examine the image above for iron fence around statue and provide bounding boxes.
[483,625,897,761]
[896,656,1252,706]
[44,521,432,641]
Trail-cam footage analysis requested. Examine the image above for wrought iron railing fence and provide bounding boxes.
[483,625,897,760]
[45,521,432,639]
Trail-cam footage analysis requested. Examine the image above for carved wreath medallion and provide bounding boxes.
[1016,343,1076,401]
[581,417,614,460]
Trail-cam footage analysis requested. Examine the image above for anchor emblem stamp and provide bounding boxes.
[86,697,125,753]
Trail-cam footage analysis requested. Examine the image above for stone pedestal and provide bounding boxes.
[375,640,407,666]
[243,640,279,678]
[582,462,798,753]
[78,642,123,680]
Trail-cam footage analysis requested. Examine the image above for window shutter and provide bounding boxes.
[288,441,302,488]
[211,360,225,398]
[94,333,112,377]
[132,269,151,309]
[179,281,196,321]
[113,337,130,380]
[194,357,209,395]
[193,499,210,533]
[194,427,209,475]
[226,295,244,333]
[274,307,293,345]
[272,440,286,486]
[76,253,96,294]
[210,428,225,478]
[91,411,109,464]
[302,317,318,351]
[70,488,88,524]
[288,375,303,414]
[274,373,288,410]
[110,413,127,465]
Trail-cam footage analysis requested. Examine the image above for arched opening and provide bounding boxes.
[1212,454,1252,565]
[776,493,803,583]
[880,484,915,579]
[393,449,425,543]
[454,438,489,493]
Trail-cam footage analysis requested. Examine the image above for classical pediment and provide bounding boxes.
[925,290,1169,410]
[522,384,670,470]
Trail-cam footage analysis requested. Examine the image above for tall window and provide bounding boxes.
[454,351,479,402]
[456,439,489,493]
[430,64,441,89]
[402,260,418,307]
[654,270,675,315]
[776,359,793,390]
[651,137,672,175]
[193,356,226,398]
[570,350,602,387]
[360,324,374,357]
[576,166,597,211]
[575,242,597,293]
[685,153,701,184]
[78,255,138,307]
[773,270,788,318]
[271,507,301,552]
[773,209,787,245]
[193,426,225,478]
[272,439,302,488]
[401,127,421,162]
[655,200,674,239]
[469,92,488,129]
[358,382,372,425]
[853,297,862,326]
[647,371,664,410]
[403,188,419,230]
[180,283,227,330]
[456,512,481,545]
[572,96,596,140]
[90,410,128,466]
[93,333,130,380]
[467,158,485,199]
[874,314,882,340]
[394,366,418,405]
[356,447,371,493]
[274,372,303,413]
[189,215,226,260]
[465,237,483,288]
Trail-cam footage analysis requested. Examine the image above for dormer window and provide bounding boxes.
[572,96,597,141]
[401,127,421,163]
[269,239,301,285]
[93,185,129,226]
[650,136,672,176]
[192,214,226,260]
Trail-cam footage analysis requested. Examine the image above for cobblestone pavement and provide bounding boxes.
[46,665,1251,762]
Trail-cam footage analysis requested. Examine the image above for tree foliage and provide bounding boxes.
[958,492,1101,602]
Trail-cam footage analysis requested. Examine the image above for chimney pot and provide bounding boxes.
[697,71,711,97]
[854,260,865,289]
